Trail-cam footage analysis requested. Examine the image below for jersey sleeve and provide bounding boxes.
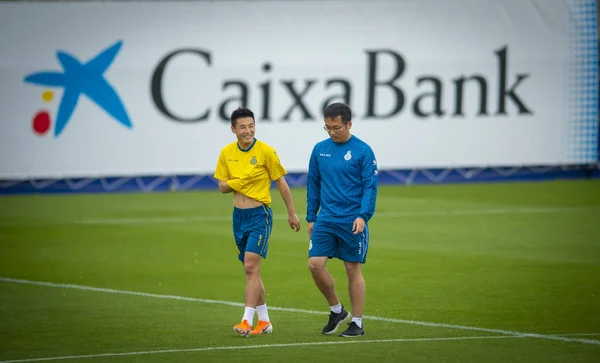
[358,146,378,222]
[265,147,287,181]
[213,149,229,181]
[306,145,321,223]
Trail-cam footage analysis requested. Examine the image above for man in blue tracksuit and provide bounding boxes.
[306,102,378,337]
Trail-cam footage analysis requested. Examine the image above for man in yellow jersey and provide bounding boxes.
[214,107,301,337]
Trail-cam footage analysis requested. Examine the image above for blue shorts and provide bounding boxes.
[232,205,273,262]
[308,220,369,263]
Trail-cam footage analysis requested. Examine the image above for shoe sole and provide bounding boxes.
[339,331,365,337]
[233,327,251,337]
[322,313,352,335]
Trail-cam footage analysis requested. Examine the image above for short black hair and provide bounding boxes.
[230,107,255,127]
[324,102,352,123]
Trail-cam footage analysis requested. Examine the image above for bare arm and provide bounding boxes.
[275,176,301,232]
[218,180,234,194]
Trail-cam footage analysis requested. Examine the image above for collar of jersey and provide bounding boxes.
[332,135,354,145]
[237,138,257,152]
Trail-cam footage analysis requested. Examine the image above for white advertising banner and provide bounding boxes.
[0,0,597,179]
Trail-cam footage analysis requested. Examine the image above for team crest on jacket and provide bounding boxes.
[344,151,352,161]
[250,156,258,165]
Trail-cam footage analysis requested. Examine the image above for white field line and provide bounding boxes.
[1,207,596,227]
[1,277,599,347]
[75,206,598,225]
[0,336,520,363]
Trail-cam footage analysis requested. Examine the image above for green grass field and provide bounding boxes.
[1,179,599,362]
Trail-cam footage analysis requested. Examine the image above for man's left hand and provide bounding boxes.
[352,217,366,234]
[288,214,301,232]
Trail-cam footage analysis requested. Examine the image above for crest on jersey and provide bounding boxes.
[250,156,258,165]
[344,151,352,161]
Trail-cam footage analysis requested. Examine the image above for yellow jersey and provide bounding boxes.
[214,139,287,207]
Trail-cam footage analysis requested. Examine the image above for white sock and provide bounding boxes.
[352,317,362,328]
[330,303,342,314]
[242,307,256,326]
[256,303,270,322]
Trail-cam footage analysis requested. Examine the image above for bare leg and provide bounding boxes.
[344,262,365,317]
[243,252,264,307]
[308,256,340,306]
[257,279,266,306]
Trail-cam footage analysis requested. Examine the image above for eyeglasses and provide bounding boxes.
[323,123,348,133]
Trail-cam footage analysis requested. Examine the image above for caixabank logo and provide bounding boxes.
[23,40,132,137]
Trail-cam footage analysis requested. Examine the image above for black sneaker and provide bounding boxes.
[321,307,351,335]
[339,321,365,337]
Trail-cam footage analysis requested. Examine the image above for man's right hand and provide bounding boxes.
[226,177,245,193]
[307,222,314,238]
